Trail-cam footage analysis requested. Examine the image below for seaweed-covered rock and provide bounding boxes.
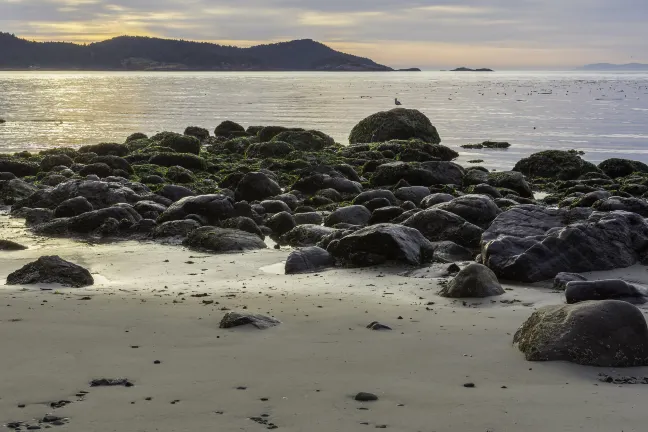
[513,150,601,180]
[219,311,280,329]
[266,211,296,236]
[54,196,93,218]
[166,166,195,183]
[79,143,129,157]
[215,120,246,137]
[401,208,484,248]
[246,141,294,158]
[220,217,264,239]
[41,154,74,172]
[0,159,39,177]
[565,280,646,304]
[6,255,93,288]
[599,158,648,179]
[0,179,38,204]
[183,226,266,253]
[95,156,133,175]
[285,246,334,274]
[513,300,648,367]
[157,195,235,225]
[153,220,200,239]
[184,126,210,141]
[327,223,434,266]
[280,224,336,247]
[349,108,441,144]
[80,163,112,178]
[235,172,282,202]
[156,133,201,155]
[440,263,504,298]
[593,196,648,217]
[148,153,207,170]
[272,130,335,151]
[371,162,462,187]
[324,205,371,227]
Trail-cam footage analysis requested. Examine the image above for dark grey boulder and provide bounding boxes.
[0,239,27,251]
[432,241,474,263]
[260,200,292,214]
[13,207,54,227]
[80,162,112,178]
[349,108,441,144]
[158,184,195,202]
[553,272,587,290]
[420,161,465,185]
[353,189,399,206]
[433,194,501,228]
[0,179,38,205]
[215,120,246,138]
[599,158,648,179]
[184,226,267,253]
[6,255,93,288]
[468,183,502,199]
[487,171,533,198]
[0,159,39,177]
[401,208,483,248]
[219,311,280,329]
[294,212,323,226]
[371,162,463,187]
[324,205,371,227]
[420,193,454,209]
[395,186,431,205]
[483,209,648,282]
[235,172,282,202]
[220,217,264,239]
[266,211,296,236]
[285,246,334,274]
[513,300,648,366]
[593,196,648,217]
[327,223,435,266]
[369,206,405,225]
[54,196,93,218]
[153,220,200,239]
[440,263,504,298]
[79,142,128,157]
[41,154,74,172]
[513,150,601,180]
[280,224,336,247]
[565,280,646,304]
[157,195,235,225]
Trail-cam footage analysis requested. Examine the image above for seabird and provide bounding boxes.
[394,98,402,106]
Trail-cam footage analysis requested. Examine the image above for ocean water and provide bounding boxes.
[0,71,647,170]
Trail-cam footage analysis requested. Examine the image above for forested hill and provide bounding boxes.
[0,33,393,71]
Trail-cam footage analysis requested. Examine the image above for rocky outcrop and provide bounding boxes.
[513,300,648,367]
[439,263,505,298]
[565,280,646,304]
[482,207,648,282]
[349,108,441,144]
[285,246,334,274]
[513,150,601,180]
[327,223,435,266]
[6,255,94,288]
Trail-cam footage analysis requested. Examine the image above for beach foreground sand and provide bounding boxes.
[1,213,648,432]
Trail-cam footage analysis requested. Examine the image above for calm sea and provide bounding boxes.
[0,71,647,170]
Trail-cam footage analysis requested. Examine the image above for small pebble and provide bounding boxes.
[355,392,378,402]
[463,383,475,388]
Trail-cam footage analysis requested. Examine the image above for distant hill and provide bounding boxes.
[0,33,393,71]
[579,63,648,71]
[450,67,494,72]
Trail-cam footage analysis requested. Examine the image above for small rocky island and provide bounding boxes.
[451,67,494,72]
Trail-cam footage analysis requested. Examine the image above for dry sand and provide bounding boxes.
[1,211,648,432]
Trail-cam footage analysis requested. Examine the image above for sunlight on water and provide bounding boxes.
[0,71,647,170]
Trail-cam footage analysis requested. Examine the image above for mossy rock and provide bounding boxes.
[79,142,129,157]
[513,150,601,180]
[126,132,148,143]
[184,126,210,141]
[246,141,294,158]
[349,108,441,144]
[155,132,201,155]
[598,158,648,179]
[126,138,153,152]
[271,130,334,151]
[214,120,246,138]
[39,147,78,158]
[258,126,304,142]
[148,153,207,171]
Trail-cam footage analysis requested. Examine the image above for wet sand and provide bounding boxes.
[2,213,648,432]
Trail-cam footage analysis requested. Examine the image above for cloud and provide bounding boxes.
[1,0,646,68]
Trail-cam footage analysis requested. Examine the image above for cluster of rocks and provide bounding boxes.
[3,107,648,367]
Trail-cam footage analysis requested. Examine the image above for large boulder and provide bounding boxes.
[79,143,128,157]
[157,195,235,225]
[349,108,441,144]
[433,194,501,228]
[183,226,266,253]
[280,225,336,247]
[513,300,648,367]
[593,196,648,217]
[395,186,431,205]
[54,196,93,218]
[0,179,38,205]
[440,263,505,298]
[6,256,94,288]
[513,150,600,180]
[215,120,246,138]
[483,209,648,282]
[327,223,435,266]
[156,133,201,155]
[285,246,334,274]
[401,208,483,248]
[272,130,334,151]
[324,205,371,227]
[0,159,39,177]
[599,158,648,179]
[371,162,463,187]
[235,172,282,202]
[565,280,646,304]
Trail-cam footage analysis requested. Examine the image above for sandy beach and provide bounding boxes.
[2,212,648,432]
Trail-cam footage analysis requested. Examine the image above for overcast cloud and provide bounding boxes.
[1,0,646,68]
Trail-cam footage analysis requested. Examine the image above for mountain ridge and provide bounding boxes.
[0,33,394,71]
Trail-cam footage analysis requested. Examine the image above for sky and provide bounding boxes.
[1,0,647,69]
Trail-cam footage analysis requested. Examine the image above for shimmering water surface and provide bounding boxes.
[1,71,647,170]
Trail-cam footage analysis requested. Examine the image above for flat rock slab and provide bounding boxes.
[219,312,280,330]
